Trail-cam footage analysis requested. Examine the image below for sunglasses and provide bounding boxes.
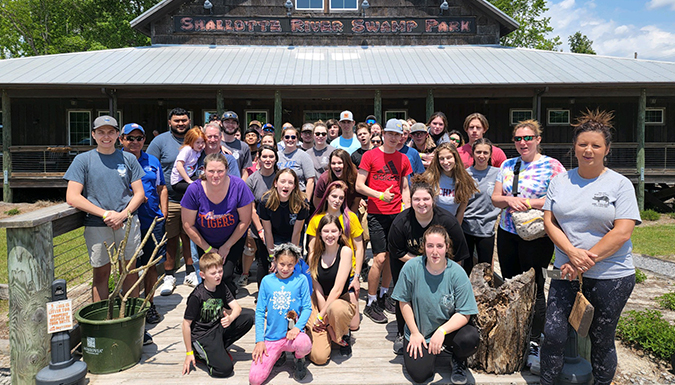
[366,119,376,124]
[513,135,536,142]
[314,132,327,137]
[263,128,274,133]
[371,139,382,144]
[124,135,145,142]
[412,132,427,137]
[450,137,461,144]
[284,135,297,140]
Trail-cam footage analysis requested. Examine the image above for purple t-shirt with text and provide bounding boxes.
[180,177,254,248]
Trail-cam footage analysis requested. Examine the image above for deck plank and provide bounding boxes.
[86,268,539,385]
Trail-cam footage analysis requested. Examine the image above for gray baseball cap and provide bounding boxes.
[383,118,403,134]
[93,115,119,130]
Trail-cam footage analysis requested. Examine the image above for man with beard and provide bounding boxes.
[220,111,252,176]
[147,108,196,295]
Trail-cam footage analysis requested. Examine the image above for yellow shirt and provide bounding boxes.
[306,211,363,276]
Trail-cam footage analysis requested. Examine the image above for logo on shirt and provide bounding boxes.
[117,164,127,178]
[272,285,296,315]
[198,211,236,228]
[373,160,401,181]
[200,298,224,322]
[289,213,298,225]
[592,193,610,208]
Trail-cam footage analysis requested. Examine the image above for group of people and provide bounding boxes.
[64,106,640,385]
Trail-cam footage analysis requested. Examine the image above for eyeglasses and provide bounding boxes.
[411,132,427,138]
[450,137,461,144]
[124,135,145,142]
[284,135,297,140]
[314,132,327,137]
[513,135,536,142]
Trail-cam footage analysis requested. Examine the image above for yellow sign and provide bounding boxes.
[47,299,73,334]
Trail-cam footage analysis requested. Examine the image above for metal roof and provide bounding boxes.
[1,44,675,88]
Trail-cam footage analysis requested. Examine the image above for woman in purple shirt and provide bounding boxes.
[181,153,254,295]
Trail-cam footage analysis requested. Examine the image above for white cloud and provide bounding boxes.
[546,0,675,61]
[647,0,675,11]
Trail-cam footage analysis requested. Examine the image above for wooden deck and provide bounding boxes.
[86,266,539,385]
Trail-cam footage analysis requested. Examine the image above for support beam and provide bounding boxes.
[2,90,12,202]
[426,89,434,121]
[374,90,382,124]
[217,90,225,116]
[107,89,117,120]
[274,90,282,142]
[637,89,646,211]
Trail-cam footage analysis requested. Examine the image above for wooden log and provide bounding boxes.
[7,222,54,385]
[468,263,536,374]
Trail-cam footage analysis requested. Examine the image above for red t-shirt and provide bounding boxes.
[359,148,412,215]
[458,143,507,168]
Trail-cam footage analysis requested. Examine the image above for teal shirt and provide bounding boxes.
[391,256,478,343]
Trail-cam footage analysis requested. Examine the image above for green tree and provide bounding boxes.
[0,0,157,58]
[489,0,562,51]
[568,31,596,54]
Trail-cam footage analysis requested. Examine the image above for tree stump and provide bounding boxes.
[467,263,536,374]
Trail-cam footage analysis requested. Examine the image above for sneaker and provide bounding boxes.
[274,352,287,367]
[143,331,153,346]
[293,357,307,381]
[184,272,198,287]
[364,302,387,324]
[339,333,352,356]
[527,341,540,375]
[235,274,249,287]
[393,334,404,355]
[381,292,396,314]
[159,275,176,296]
[451,355,468,385]
[145,303,161,324]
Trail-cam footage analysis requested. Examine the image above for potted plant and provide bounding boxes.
[75,216,167,374]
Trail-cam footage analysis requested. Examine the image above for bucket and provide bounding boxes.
[74,297,148,374]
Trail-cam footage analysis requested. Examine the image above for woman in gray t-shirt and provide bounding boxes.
[540,110,641,385]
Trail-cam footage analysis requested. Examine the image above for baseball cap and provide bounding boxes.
[93,115,119,130]
[365,115,377,124]
[122,123,145,135]
[249,120,262,128]
[410,123,427,134]
[262,123,275,132]
[245,127,261,137]
[221,111,239,122]
[339,110,354,122]
[384,118,404,134]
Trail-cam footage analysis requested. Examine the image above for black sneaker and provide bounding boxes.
[393,334,404,355]
[451,355,468,385]
[294,357,307,381]
[146,303,161,324]
[339,333,352,356]
[143,331,153,346]
[274,352,287,367]
[381,292,396,314]
[364,302,387,324]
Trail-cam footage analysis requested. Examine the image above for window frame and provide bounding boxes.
[303,110,341,123]
[384,110,408,121]
[245,110,269,127]
[329,0,358,11]
[296,0,324,11]
[645,107,665,125]
[68,110,92,146]
[509,109,533,126]
[547,109,571,126]
[203,110,218,125]
[96,110,123,126]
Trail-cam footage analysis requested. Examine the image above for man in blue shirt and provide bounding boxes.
[330,110,361,154]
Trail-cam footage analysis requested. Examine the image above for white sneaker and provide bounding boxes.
[527,341,541,375]
[184,272,198,287]
[159,275,176,296]
[236,274,249,287]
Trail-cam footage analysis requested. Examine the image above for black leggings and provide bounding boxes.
[193,309,254,377]
[462,233,495,276]
[497,228,553,341]
[403,323,480,383]
[540,274,635,385]
[254,237,270,289]
[198,235,246,296]
[390,255,405,336]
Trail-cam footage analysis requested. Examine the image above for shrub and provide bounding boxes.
[641,209,660,221]
[635,268,647,284]
[669,212,675,220]
[656,291,675,311]
[4,208,20,216]
[617,309,675,360]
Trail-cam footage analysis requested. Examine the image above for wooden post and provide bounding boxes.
[637,89,646,210]
[2,90,12,202]
[274,90,282,142]
[426,89,434,121]
[217,90,225,116]
[532,94,539,123]
[7,222,54,384]
[108,89,117,121]
[374,90,382,124]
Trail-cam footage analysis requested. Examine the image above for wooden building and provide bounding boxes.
[1,0,675,205]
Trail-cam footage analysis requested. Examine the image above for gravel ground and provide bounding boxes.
[634,254,675,278]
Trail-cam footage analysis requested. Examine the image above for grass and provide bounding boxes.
[640,209,661,221]
[632,225,675,258]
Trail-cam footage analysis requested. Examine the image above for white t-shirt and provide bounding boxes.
[171,146,201,185]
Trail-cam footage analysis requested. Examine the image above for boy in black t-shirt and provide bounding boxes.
[182,253,253,377]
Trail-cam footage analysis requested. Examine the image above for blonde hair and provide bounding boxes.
[423,143,478,204]
[263,168,309,213]
[199,252,223,272]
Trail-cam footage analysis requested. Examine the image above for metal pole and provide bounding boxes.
[426,89,434,121]
[217,90,225,117]
[274,90,282,142]
[637,89,646,211]
[374,90,382,124]
[2,90,12,203]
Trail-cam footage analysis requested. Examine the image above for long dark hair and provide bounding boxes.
[312,180,353,237]
[308,214,349,280]
[327,149,358,197]
[262,168,309,213]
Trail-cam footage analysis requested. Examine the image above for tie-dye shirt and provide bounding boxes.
[496,155,565,234]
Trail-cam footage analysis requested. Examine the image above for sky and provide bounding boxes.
[544,0,675,62]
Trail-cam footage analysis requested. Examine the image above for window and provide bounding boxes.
[203,110,218,124]
[547,109,570,125]
[304,111,341,122]
[296,0,323,10]
[646,108,665,125]
[69,110,92,145]
[97,110,123,126]
[385,110,407,121]
[245,110,268,127]
[510,109,533,125]
[330,0,357,10]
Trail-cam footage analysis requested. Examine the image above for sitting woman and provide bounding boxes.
[307,180,364,330]
[391,225,480,385]
[306,215,356,365]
